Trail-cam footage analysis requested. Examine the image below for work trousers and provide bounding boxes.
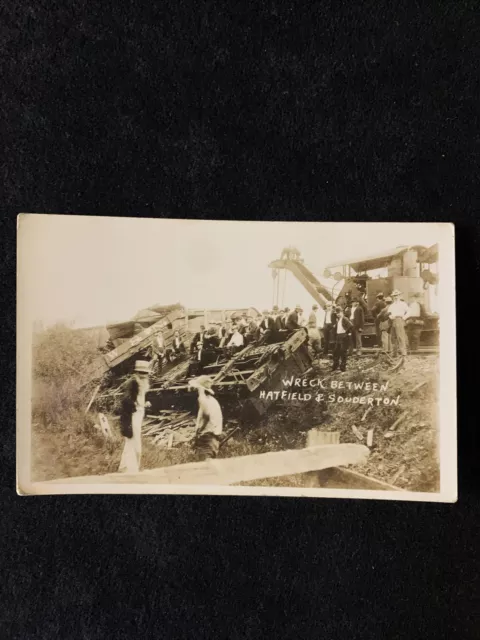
[119,408,144,473]
[391,318,407,356]
[381,330,391,354]
[308,327,322,356]
[375,323,382,347]
[323,324,333,355]
[349,329,363,354]
[195,432,221,461]
[333,334,350,371]
[406,323,423,352]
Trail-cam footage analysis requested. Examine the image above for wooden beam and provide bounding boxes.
[80,308,186,384]
[85,384,101,414]
[317,467,403,491]
[46,443,369,486]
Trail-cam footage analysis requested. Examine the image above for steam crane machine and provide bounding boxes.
[269,245,439,347]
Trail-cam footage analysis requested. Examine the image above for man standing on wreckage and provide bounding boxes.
[189,375,223,460]
[118,360,151,473]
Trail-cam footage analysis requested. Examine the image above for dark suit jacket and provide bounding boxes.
[274,315,283,332]
[172,338,186,354]
[246,321,260,340]
[190,331,206,354]
[345,306,364,329]
[260,317,274,332]
[323,310,336,327]
[371,300,387,323]
[119,377,140,438]
[332,316,353,337]
[204,334,220,349]
[286,311,300,331]
[351,306,364,330]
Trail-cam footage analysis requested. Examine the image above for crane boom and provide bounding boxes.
[269,251,334,310]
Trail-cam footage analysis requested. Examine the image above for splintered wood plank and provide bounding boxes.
[366,429,374,448]
[46,444,369,486]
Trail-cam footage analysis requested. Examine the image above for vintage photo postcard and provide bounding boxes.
[17,216,456,501]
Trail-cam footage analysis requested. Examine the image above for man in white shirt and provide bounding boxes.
[308,304,319,327]
[322,302,335,356]
[332,306,353,371]
[388,290,409,356]
[227,325,244,351]
[151,332,167,373]
[404,292,424,352]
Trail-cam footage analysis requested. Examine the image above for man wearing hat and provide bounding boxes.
[272,306,284,338]
[308,304,320,328]
[321,301,335,356]
[227,321,245,352]
[371,293,387,347]
[150,332,167,374]
[190,324,207,357]
[118,360,151,473]
[405,292,425,352]
[280,307,290,329]
[388,290,409,357]
[245,314,261,345]
[332,306,353,371]
[286,305,302,332]
[189,375,223,460]
[378,297,393,354]
[347,299,365,356]
[259,310,275,344]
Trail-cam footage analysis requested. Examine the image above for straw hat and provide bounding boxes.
[188,375,215,395]
[391,289,402,296]
[134,360,150,374]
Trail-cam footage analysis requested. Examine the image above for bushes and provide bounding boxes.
[32,323,100,432]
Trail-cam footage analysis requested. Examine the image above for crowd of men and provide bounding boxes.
[326,289,427,371]
[146,288,426,377]
[116,289,427,472]
[187,305,318,374]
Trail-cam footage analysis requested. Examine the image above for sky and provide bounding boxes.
[18,215,445,328]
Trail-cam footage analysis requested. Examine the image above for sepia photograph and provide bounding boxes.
[17,215,456,500]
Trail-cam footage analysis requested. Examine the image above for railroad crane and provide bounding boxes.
[270,245,439,347]
[268,246,335,310]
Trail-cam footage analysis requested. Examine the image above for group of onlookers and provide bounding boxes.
[149,290,426,376]
[149,329,186,373]
[308,289,427,371]
[371,290,426,357]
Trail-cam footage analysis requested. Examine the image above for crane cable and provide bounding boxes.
[276,268,281,307]
[281,268,287,308]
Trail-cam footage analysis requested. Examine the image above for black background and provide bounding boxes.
[2,1,479,638]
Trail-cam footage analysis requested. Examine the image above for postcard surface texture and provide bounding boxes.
[17,216,456,501]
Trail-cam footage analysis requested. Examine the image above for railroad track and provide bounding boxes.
[357,347,439,356]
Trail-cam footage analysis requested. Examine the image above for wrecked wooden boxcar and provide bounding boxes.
[147,329,312,418]
[80,305,187,385]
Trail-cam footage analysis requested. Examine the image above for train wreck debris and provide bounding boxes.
[148,328,311,417]
[69,240,443,493]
